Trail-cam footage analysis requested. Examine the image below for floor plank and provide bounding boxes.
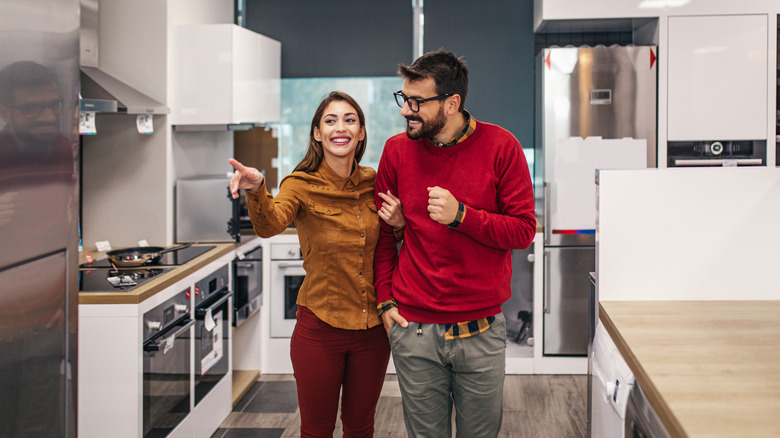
[213,374,587,438]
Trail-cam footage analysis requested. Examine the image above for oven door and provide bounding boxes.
[194,289,232,406]
[142,316,194,438]
[270,260,305,338]
[233,256,262,328]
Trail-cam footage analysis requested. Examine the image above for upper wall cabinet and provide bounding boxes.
[667,15,768,141]
[172,24,281,128]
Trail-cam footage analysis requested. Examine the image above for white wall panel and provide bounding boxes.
[597,167,780,301]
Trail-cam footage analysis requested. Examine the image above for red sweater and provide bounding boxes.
[373,120,536,323]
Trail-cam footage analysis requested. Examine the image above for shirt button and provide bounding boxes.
[326,209,331,213]
[361,290,365,294]
[360,233,364,238]
[357,215,361,219]
[359,271,363,275]
[358,252,363,257]
[351,199,355,204]
[363,308,367,313]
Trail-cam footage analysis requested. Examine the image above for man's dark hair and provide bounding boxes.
[0,61,58,106]
[398,50,469,112]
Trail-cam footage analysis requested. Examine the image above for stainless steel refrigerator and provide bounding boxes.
[535,46,656,356]
[0,0,80,435]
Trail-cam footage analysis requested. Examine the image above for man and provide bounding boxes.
[373,50,536,438]
[0,60,73,178]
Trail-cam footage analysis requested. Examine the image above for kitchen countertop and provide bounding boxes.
[599,300,780,438]
[79,242,239,305]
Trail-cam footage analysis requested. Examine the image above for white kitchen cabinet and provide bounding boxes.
[172,24,281,127]
[667,15,768,141]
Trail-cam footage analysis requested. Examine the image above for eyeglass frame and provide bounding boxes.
[393,91,452,112]
[11,99,63,119]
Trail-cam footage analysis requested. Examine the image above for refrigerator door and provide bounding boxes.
[535,46,656,246]
[543,246,594,356]
[0,1,80,435]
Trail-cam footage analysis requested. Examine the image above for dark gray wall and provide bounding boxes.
[244,0,535,149]
[424,0,535,149]
[245,1,412,77]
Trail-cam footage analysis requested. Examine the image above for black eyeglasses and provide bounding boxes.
[393,91,451,112]
[12,99,63,119]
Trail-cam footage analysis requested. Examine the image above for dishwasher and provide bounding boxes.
[590,321,634,438]
[624,381,672,438]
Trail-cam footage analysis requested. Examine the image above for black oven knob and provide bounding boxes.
[710,141,724,155]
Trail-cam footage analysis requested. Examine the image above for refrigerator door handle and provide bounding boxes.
[543,249,551,314]
[543,181,551,245]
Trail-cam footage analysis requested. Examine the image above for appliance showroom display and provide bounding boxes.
[233,244,262,327]
[78,245,215,293]
[176,175,241,243]
[535,45,656,356]
[193,265,232,407]
[142,289,194,437]
[270,242,305,338]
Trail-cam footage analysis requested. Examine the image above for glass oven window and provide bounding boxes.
[143,321,191,438]
[284,275,304,319]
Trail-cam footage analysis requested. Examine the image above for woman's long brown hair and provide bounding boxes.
[293,91,367,173]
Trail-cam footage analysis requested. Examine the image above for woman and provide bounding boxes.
[228,91,403,438]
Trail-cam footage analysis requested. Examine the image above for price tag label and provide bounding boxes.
[137,115,153,135]
[163,334,175,354]
[95,240,112,252]
[79,112,97,135]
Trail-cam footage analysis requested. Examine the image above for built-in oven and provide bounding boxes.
[232,245,262,327]
[667,140,766,167]
[193,264,232,406]
[269,243,305,338]
[142,289,194,438]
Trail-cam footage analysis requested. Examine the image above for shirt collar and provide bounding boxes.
[429,110,476,148]
[318,158,361,187]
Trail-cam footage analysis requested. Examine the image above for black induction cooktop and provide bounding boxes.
[79,245,216,269]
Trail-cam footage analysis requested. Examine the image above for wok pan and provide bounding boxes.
[106,243,192,267]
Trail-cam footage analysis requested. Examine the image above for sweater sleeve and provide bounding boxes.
[245,176,304,238]
[373,144,400,303]
[456,140,536,250]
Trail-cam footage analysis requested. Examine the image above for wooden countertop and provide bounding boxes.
[79,242,242,305]
[599,300,780,438]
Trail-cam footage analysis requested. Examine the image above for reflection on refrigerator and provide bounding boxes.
[535,46,657,356]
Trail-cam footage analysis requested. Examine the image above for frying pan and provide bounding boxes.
[106,243,192,267]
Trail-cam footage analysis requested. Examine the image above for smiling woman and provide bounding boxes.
[277,77,405,183]
[227,90,407,438]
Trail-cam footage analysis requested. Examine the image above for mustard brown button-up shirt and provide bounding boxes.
[245,160,381,330]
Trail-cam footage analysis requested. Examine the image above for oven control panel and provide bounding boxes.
[194,264,229,305]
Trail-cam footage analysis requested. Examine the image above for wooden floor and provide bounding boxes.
[214,374,588,438]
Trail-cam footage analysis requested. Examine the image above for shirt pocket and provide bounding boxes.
[310,202,345,230]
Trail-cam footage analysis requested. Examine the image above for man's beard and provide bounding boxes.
[405,105,446,140]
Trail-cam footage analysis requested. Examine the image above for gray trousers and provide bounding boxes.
[389,313,506,438]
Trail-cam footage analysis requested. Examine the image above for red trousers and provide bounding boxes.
[290,306,391,438]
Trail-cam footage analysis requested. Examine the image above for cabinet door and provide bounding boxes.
[667,15,768,141]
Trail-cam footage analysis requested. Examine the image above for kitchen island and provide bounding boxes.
[599,300,780,437]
